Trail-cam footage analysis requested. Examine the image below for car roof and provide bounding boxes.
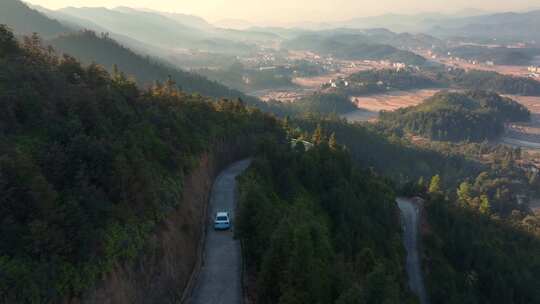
[216,212,229,217]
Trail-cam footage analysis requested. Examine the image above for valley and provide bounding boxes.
[2,1,540,303]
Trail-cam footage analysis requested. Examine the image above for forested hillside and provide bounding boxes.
[284,117,540,303]
[287,93,357,115]
[283,33,427,65]
[379,91,530,141]
[48,30,267,107]
[445,69,540,96]
[343,69,438,95]
[237,131,417,304]
[0,25,282,302]
[0,0,71,37]
[421,190,540,303]
[343,68,540,97]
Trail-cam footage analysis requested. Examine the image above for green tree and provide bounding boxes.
[335,284,367,304]
[329,132,338,150]
[312,123,325,145]
[457,181,472,206]
[479,195,491,214]
[429,175,442,194]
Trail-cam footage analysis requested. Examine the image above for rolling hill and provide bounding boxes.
[283,32,428,65]
[0,0,71,37]
[429,10,540,42]
[55,6,273,53]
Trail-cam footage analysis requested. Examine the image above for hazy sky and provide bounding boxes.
[25,0,540,24]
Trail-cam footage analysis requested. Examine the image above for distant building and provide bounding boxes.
[528,66,540,73]
[392,62,407,71]
[486,61,495,66]
[329,79,349,88]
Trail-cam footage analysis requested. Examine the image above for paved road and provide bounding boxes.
[191,160,251,304]
[396,198,429,304]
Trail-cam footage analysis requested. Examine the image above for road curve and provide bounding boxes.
[396,198,429,304]
[191,159,251,304]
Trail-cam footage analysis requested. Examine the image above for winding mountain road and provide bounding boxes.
[397,198,429,304]
[190,159,251,304]
[189,165,429,304]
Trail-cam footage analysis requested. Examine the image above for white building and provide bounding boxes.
[528,66,540,73]
[392,62,407,71]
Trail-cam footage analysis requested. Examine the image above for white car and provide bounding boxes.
[214,212,231,230]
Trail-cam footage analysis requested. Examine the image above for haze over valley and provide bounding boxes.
[1,1,540,303]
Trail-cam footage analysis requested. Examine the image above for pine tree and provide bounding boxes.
[428,175,442,194]
[417,176,426,192]
[312,124,325,145]
[329,132,338,150]
[457,181,472,206]
[165,75,177,95]
[479,195,491,214]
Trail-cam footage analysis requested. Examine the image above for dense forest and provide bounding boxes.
[342,67,540,97]
[0,26,282,302]
[421,191,540,303]
[343,69,438,95]
[379,91,530,141]
[288,115,539,212]
[236,130,417,304]
[289,116,474,187]
[445,69,540,96]
[286,93,357,115]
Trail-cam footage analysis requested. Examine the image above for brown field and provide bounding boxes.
[341,89,439,122]
[444,61,534,78]
[505,95,540,115]
[351,89,439,112]
[293,74,341,89]
[500,95,540,159]
[503,95,540,142]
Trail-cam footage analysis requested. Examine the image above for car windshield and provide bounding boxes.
[216,216,228,221]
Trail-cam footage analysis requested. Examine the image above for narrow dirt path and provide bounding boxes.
[397,197,429,304]
[190,160,251,304]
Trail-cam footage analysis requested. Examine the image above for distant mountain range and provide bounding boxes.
[13,2,282,54]
[429,10,540,42]
[0,0,70,37]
